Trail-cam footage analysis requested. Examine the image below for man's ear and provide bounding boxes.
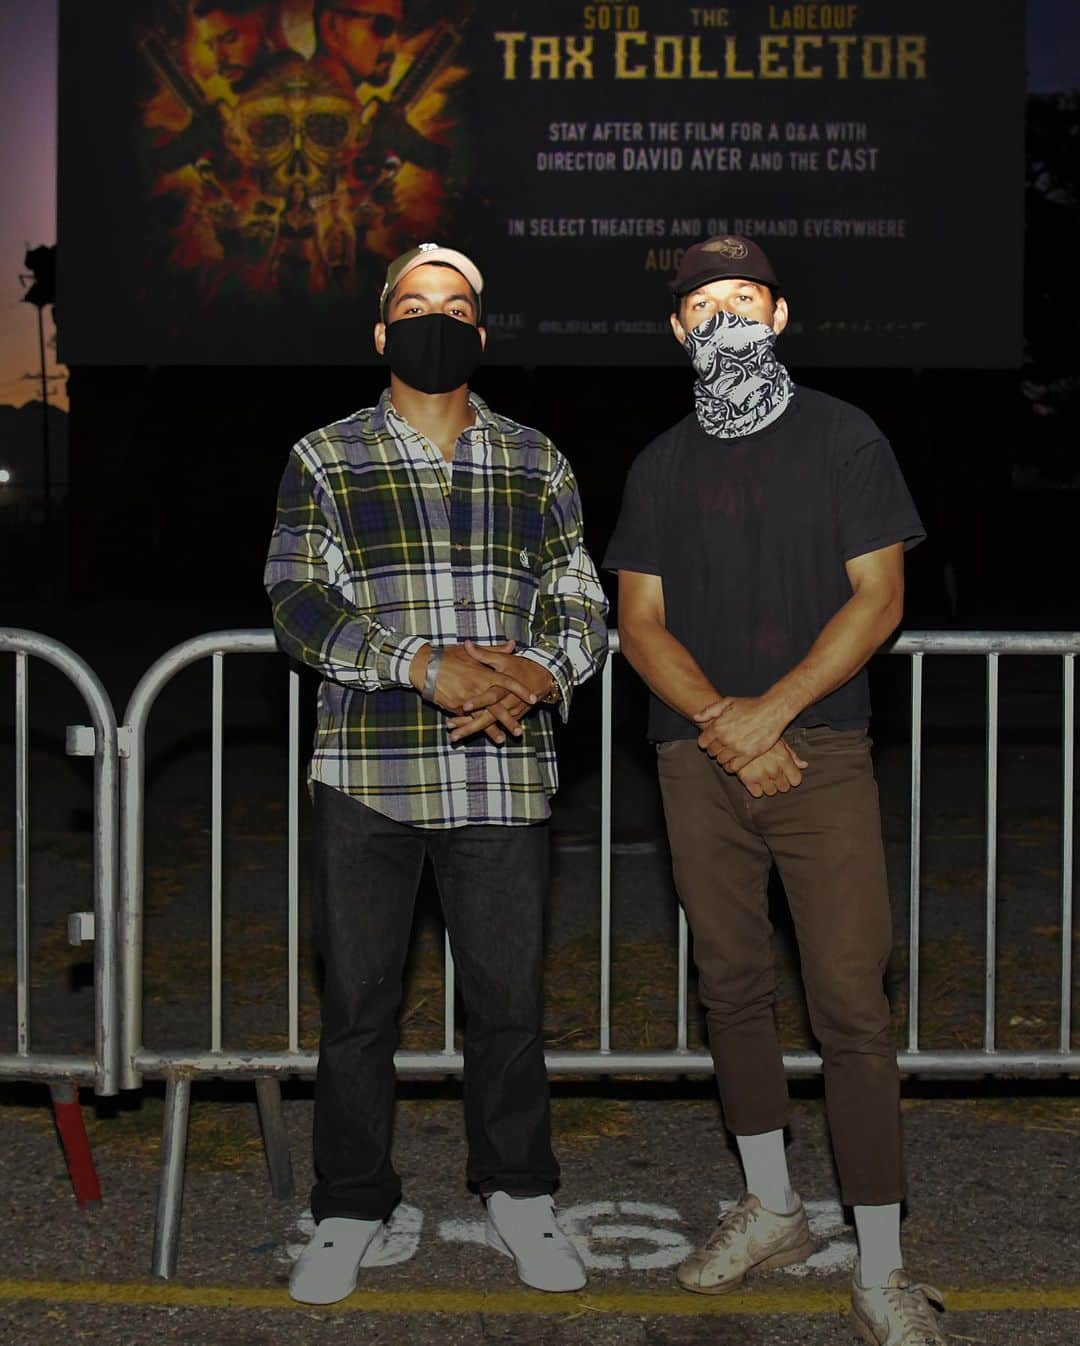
[374,321,387,355]
[478,325,486,351]
[669,312,687,345]
[771,297,789,336]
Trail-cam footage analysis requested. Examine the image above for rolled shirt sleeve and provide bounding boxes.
[517,452,609,720]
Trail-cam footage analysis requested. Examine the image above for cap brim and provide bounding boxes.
[671,267,778,295]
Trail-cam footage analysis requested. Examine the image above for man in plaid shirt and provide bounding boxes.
[266,243,608,1303]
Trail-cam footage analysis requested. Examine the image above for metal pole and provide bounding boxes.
[443,931,456,1055]
[120,739,145,1092]
[36,305,51,519]
[676,908,689,1053]
[151,1076,191,1279]
[600,652,613,1055]
[907,653,924,1054]
[92,676,121,1097]
[128,1044,1080,1080]
[985,654,1000,1052]
[288,669,300,1054]
[15,653,30,1056]
[254,1076,295,1200]
[210,653,224,1053]
[1061,655,1076,1052]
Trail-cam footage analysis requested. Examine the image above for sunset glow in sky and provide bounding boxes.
[0,3,64,410]
[1,1,1078,414]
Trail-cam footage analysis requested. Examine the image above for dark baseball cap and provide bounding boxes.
[670,235,780,299]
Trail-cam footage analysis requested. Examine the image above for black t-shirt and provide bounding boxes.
[603,387,926,741]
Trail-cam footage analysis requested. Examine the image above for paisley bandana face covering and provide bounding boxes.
[682,310,795,439]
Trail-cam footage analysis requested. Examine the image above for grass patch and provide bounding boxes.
[141,918,303,1007]
[551,1094,634,1149]
[90,1096,265,1170]
[0,921,87,993]
[891,927,1079,1052]
[8,871,1074,1064]
[902,1094,1080,1136]
[6,1092,265,1172]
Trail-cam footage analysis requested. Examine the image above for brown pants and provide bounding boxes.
[657,726,903,1206]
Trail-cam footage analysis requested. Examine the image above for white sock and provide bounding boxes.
[735,1130,797,1215]
[854,1203,903,1287]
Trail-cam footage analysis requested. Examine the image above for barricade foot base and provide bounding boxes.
[49,1080,103,1209]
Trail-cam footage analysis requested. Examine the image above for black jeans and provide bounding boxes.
[310,782,559,1222]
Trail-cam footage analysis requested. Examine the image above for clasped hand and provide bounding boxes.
[415,640,555,746]
[729,738,809,797]
[448,641,558,744]
[693,694,788,772]
[694,695,808,797]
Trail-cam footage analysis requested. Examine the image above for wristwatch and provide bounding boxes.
[539,679,561,706]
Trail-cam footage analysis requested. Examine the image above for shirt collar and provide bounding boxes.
[375,386,497,439]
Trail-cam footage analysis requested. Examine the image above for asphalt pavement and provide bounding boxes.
[0,1082,1078,1344]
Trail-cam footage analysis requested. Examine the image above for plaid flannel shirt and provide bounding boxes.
[265,390,608,828]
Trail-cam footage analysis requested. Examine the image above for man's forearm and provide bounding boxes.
[619,618,720,722]
[693,576,903,771]
[762,583,902,725]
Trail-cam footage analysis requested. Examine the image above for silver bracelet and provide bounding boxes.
[422,648,443,701]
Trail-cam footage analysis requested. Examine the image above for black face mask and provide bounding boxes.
[382,314,482,394]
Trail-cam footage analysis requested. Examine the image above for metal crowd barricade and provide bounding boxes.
[0,630,120,1206]
[894,631,1078,1068]
[114,628,1078,1277]
[0,630,120,1096]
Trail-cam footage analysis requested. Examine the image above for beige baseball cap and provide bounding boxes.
[380,243,485,317]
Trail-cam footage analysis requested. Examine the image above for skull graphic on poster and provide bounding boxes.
[223,57,363,200]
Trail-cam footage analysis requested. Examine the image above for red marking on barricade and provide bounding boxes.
[50,1084,102,1209]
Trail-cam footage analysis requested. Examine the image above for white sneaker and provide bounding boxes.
[851,1269,947,1345]
[485,1191,587,1292]
[676,1192,813,1294]
[288,1216,385,1304]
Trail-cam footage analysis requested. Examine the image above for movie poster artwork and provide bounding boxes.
[59,1,1025,367]
[133,0,465,318]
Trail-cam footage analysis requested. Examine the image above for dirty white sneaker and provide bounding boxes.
[851,1269,946,1344]
[288,1216,385,1304]
[676,1192,813,1294]
[485,1192,587,1292]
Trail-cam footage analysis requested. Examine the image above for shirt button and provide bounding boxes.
[455,598,471,609]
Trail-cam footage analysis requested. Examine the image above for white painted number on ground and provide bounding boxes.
[439,1200,690,1271]
[786,1199,857,1276]
[283,1196,855,1276]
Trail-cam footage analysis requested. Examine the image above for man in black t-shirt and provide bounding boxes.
[604,237,944,1345]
